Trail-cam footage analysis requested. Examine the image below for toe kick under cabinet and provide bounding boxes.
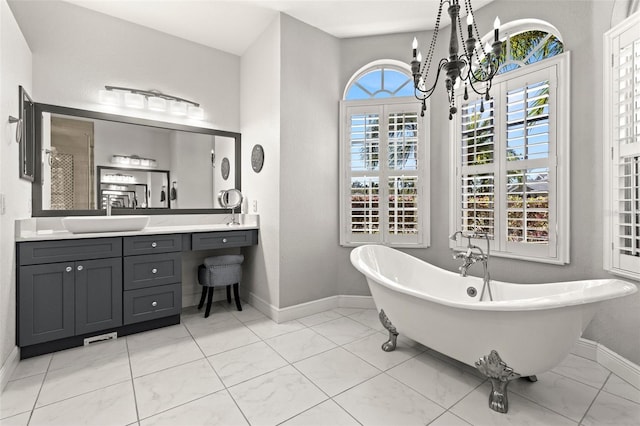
[16,228,258,358]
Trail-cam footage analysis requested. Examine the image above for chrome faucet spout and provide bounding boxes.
[450,229,494,301]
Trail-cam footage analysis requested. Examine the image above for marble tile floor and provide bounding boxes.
[1,302,639,426]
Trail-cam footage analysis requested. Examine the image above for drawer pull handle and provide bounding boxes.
[65,266,72,272]
[77,265,84,271]
[151,268,158,274]
[222,238,228,243]
[151,242,157,248]
[151,301,158,307]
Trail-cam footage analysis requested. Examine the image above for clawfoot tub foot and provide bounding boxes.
[475,350,521,413]
[378,309,398,352]
[526,375,538,382]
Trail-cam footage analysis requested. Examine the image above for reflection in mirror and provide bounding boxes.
[36,107,240,215]
[98,166,169,210]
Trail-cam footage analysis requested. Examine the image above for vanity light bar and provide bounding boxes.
[111,154,157,168]
[98,86,204,120]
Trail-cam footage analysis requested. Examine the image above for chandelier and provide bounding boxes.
[411,0,502,119]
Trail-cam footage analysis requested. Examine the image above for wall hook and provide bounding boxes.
[8,115,22,144]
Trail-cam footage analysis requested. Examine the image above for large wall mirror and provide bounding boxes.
[32,104,241,216]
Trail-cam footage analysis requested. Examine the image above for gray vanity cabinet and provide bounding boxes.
[75,258,122,335]
[17,239,123,347]
[122,235,182,325]
[18,262,75,345]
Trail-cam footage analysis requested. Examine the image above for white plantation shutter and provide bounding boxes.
[452,54,568,263]
[340,99,429,247]
[604,12,640,280]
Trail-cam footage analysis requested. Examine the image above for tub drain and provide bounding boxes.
[466,287,478,297]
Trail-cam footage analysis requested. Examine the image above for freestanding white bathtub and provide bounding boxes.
[350,244,637,412]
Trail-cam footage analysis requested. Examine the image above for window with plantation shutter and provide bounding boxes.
[452,43,569,263]
[340,63,429,247]
[604,12,640,280]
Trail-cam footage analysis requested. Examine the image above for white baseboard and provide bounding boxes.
[0,346,20,392]
[337,295,376,309]
[572,338,598,361]
[572,338,640,390]
[597,344,640,390]
[248,292,375,323]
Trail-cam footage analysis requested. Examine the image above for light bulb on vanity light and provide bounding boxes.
[124,92,145,109]
[98,89,122,106]
[170,100,188,115]
[147,96,167,112]
[187,105,204,120]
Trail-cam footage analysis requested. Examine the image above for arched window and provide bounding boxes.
[344,64,414,100]
[340,61,430,247]
[451,20,570,264]
[491,20,564,74]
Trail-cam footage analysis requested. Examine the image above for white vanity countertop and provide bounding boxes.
[16,214,260,242]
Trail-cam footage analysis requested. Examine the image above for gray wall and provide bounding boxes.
[0,0,32,381]
[279,14,342,307]
[240,16,282,307]
[338,0,640,364]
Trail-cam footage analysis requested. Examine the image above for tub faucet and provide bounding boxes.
[450,231,493,301]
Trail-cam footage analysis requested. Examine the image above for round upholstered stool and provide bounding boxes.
[197,254,244,318]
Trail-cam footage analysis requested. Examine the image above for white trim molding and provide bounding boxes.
[0,346,20,392]
[248,292,375,323]
[572,338,640,390]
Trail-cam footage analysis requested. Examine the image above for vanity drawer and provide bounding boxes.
[123,234,182,256]
[192,230,258,250]
[123,252,182,290]
[18,238,122,266]
[123,284,181,325]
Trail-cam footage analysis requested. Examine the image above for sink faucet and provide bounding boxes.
[450,230,493,301]
[106,195,113,216]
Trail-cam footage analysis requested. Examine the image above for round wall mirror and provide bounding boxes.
[218,188,243,209]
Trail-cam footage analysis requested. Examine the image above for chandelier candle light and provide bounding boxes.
[411,0,502,119]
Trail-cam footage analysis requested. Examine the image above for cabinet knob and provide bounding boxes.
[222,238,228,243]
[151,301,158,307]
[77,265,83,271]
[151,242,157,248]
[65,266,72,272]
[151,268,158,274]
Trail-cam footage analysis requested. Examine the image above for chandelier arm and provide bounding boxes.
[466,78,485,96]
[416,58,449,99]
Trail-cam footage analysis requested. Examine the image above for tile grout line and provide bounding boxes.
[125,336,142,424]
[578,371,612,425]
[25,353,53,424]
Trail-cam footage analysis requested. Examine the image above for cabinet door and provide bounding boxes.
[75,258,123,335]
[18,263,75,346]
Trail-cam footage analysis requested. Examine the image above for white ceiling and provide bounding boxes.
[64,0,493,56]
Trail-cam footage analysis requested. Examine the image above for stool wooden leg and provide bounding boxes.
[226,286,231,304]
[204,287,214,318]
[233,283,242,311]
[197,287,207,310]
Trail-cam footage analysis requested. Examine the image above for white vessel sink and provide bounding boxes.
[62,215,151,234]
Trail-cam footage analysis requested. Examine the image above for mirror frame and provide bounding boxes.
[19,86,36,182]
[32,103,241,217]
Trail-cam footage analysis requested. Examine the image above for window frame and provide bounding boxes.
[339,96,430,248]
[603,11,640,281]
[450,52,570,264]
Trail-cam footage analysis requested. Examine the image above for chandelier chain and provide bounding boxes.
[420,0,444,84]
[465,0,488,58]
